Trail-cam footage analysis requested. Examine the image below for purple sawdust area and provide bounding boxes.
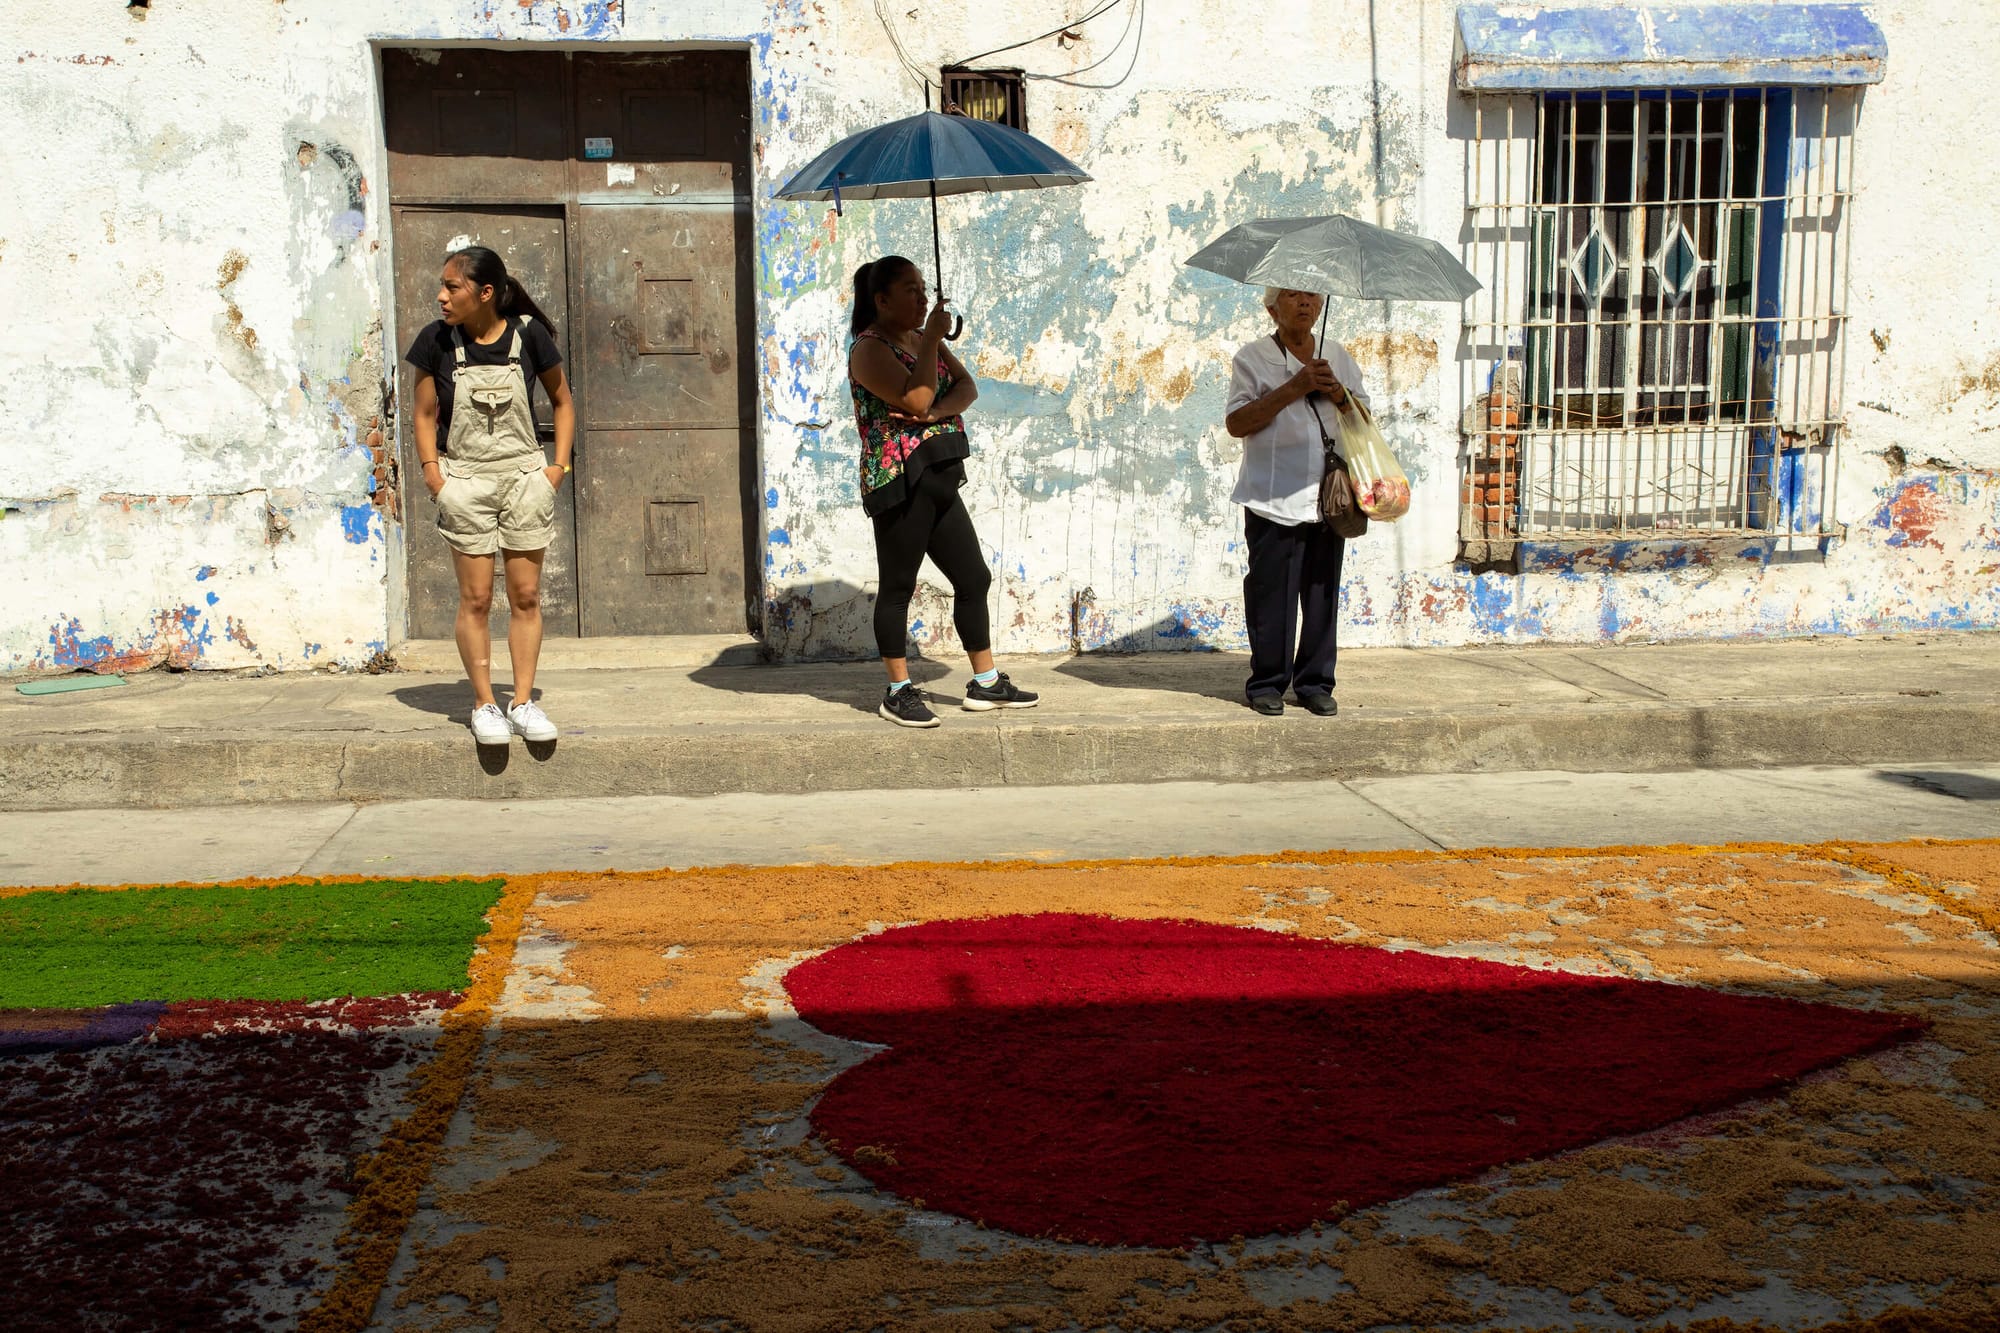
[0,1001,168,1057]
[0,995,451,1330]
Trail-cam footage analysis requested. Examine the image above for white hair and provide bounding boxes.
[1263,286,1283,313]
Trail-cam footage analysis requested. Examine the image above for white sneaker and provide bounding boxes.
[507,699,558,741]
[469,702,511,746]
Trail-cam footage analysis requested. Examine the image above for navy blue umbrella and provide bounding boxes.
[774,110,1090,336]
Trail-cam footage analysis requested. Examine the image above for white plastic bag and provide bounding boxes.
[1333,400,1411,521]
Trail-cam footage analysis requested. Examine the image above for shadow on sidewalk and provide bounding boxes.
[389,682,557,772]
[1055,639,1249,706]
[1875,770,2000,802]
[391,681,545,722]
[688,654,953,717]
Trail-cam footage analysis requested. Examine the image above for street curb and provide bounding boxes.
[3,697,1994,810]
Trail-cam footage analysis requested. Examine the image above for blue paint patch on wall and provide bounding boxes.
[1467,574,1525,637]
[1157,602,1227,640]
[339,503,378,545]
[769,527,792,546]
[48,617,117,668]
[978,381,1074,419]
[766,487,780,510]
[206,592,220,607]
[195,565,216,581]
[1598,590,1623,639]
[1454,3,1887,90]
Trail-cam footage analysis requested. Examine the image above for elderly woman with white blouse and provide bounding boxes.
[1223,287,1371,717]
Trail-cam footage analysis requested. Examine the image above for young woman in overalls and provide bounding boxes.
[848,255,1039,727]
[406,246,576,746]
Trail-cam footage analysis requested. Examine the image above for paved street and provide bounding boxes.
[3,763,1998,887]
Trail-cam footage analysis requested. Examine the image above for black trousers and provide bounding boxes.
[871,464,992,659]
[1243,508,1346,700]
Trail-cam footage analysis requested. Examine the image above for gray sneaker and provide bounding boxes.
[508,699,558,741]
[468,702,511,746]
[879,685,940,728]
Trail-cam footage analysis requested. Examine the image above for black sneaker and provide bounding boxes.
[1296,692,1339,717]
[879,684,940,728]
[962,672,1039,711]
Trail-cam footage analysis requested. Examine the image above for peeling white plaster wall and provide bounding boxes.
[2,0,1994,674]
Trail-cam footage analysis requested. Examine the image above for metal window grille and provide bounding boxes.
[942,66,1026,130]
[1459,87,1858,553]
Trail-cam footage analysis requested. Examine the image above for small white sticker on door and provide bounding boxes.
[445,233,474,255]
[584,137,614,159]
[607,163,636,186]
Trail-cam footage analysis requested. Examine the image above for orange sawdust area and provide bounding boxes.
[301,839,1995,1333]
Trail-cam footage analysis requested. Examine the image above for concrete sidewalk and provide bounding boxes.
[3,632,1996,810]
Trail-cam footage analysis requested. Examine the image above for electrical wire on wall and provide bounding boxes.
[952,0,1126,67]
[1025,0,1143,90]
[874,0,937,101]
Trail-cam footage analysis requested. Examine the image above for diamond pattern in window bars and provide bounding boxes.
[1650,222,1703,303]
[1569,226,1621,304]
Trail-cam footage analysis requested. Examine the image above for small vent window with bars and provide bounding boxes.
[1461,87,1858,552]
[942,66,1026,130]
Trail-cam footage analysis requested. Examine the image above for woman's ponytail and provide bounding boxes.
[501,274,556,333]
[849,261,877,336]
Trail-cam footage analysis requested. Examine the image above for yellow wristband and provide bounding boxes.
[560,464,572,474]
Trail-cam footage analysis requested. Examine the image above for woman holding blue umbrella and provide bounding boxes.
[775,106,1086,726]
[849,255,1038,728]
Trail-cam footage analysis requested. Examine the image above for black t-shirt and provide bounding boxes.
[403,316,563,447]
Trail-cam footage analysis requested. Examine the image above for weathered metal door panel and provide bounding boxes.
[572,428,747,634]
[572,51,749,200]
[391,207,579,638]
[383,49,568,203]
[575,203,751,634]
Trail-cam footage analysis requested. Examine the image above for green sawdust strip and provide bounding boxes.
[0,877,505,1008]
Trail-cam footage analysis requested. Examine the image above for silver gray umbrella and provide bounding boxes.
[1184,214,1480,303]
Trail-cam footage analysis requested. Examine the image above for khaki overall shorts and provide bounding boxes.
[433,320,557,556]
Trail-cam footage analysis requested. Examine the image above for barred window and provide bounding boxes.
[1461,87,1858,550]
[942,66,1026,131]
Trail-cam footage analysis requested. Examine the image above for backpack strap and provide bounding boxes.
[450,325,469,367]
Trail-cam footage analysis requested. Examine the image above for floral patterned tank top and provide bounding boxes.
[849,327,969,516]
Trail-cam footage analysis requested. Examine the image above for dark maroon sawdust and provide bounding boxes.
[154,993,460,1040]
[0,994,456,1331]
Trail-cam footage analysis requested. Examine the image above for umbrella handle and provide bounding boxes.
[946,313,963,341]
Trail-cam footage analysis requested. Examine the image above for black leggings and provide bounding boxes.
[871,465,992,659]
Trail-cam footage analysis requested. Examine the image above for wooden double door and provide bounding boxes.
[385,49,757,637]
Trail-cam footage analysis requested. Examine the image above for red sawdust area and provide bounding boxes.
[363,839,2000,1333]
[786,913,1924,1248]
